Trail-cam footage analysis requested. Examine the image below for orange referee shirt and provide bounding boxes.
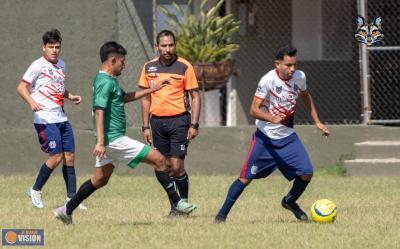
[138,56,199,117]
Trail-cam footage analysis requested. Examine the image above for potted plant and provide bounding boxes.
[160,0,240,91]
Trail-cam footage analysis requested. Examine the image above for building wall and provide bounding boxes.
[1,0,118,130]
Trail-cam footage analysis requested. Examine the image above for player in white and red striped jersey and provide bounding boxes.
[17,29,86,210]
[215,45,330,223]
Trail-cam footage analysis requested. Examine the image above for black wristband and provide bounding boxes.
[190,123,199,130]
[142,126,150,132]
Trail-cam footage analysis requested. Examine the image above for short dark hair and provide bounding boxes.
[42,29,62,45]
[156,30,176,44]
[99,41,127,62]
[275,45,297,60]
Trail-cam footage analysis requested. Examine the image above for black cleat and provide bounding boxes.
[281,197,308,221]
[213,215,226,224]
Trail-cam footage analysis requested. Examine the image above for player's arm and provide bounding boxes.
[139,87,152,145]
[124,78,170,103]
[249,97,285,124]
[16,81,42,112]
[93,109,106,159]
[299,90,329,136]
[187,89,201,140]
[64,89,82,105]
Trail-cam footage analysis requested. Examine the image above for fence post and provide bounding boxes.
[358,0,371,124]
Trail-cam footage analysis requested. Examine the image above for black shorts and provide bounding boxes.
[150,112,190,159]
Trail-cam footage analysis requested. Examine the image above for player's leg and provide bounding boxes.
[278,133,313,221]
[214,177,251,223]
[54,163,114,225]
[142,148,197,214]
[167,114,191,215]
[169,113,191,201]
[60,121,87,210]
[215,130,277,223]
[30,123,64,208]
[149,116,180,213]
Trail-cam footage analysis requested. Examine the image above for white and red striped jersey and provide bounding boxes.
[254,69,306,139]
[22,56,68,124]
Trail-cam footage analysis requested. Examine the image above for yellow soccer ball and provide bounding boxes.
[310,199,337,223]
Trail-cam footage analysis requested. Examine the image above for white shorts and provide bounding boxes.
[95,136,151,168]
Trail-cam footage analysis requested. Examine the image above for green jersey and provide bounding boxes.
[92,71,126,145]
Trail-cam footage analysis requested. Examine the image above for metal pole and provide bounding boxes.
[152,0,157,55]
[358,0,371,124]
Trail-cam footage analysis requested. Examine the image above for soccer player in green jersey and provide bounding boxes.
[54,41,197,224]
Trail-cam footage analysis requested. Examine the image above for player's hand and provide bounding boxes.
[69,95,82,105]
[270,113,286,124]
[316,122,330,137]
[29,101,43,112]
[143,129,153,145]
[93,143,106,160]
[154,78,171,90]
[187,127,199,141]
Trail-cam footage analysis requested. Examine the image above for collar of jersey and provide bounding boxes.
[275,69,293,82]
[158,55,178,67]
[99,70,117,79]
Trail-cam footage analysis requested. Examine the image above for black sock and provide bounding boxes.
[66,179,97,215]
[285,177,310,204]
[173,173,189,200]
[168,176,177,209]
[62,165,77,198]
[155,170,180,204]
[33,163,53,191]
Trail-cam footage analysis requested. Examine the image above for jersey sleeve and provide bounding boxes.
[254,75,271,99]
[184,64,199,90]
[22,62,41,84]
[138,65,149,88]
[93,79,114,109]
[298,71,307,91]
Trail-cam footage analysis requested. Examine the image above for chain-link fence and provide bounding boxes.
[132,0,399,126]
[367,0,400,123]
[230,0,360,125]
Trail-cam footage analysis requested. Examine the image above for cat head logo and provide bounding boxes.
[355,15,384,46]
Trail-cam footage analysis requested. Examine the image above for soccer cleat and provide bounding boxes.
[66,197,88,210]
[174,199,197,214]
[281,197,308,221]
[167,208,189,218]
[213,215,226,224]
[54,205,72,225]
[27,188,44,209]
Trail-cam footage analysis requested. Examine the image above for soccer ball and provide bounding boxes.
[310,199,337,223]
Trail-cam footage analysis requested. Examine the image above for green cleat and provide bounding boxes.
[174,199,197,214]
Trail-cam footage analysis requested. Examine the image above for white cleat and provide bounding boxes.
[54,205,72,225]
[66,197,88,210]
[27,188,44,209]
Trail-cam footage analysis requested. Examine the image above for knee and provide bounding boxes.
[153,154,167,171]
[47,154,63,167]
[239,177,251,186]
[300,174,313,182]
[92,175,109,188]
[64,153,75,165]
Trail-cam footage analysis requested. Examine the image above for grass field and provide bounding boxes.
[1,174,400,249]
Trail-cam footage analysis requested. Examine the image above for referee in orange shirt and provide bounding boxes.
[139,30,201,216]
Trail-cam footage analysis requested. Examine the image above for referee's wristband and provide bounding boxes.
[142,126,150,132]
[189,123,199,130]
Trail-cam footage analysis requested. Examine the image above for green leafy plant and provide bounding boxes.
[160,0,240,63]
